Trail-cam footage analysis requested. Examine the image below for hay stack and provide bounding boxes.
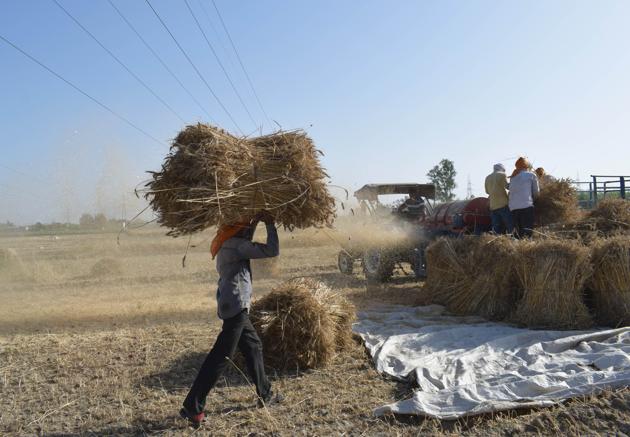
[425,236,517,320]
[90,258,123,277]
[512,239,593,329]
[589,236,630,327]
[143,123,336,236]
[249,278,355,370]
[535,179,580,226]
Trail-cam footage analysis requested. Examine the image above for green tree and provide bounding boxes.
[94,213,108,229]
[427,159,457,201]
[79,213,94,228]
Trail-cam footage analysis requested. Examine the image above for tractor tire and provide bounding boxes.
[362,248,395,283]
[337,251,354,275]
[412,247,427,280]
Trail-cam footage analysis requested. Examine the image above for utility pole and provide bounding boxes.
[466,175,473,199]
[121,192,127,228]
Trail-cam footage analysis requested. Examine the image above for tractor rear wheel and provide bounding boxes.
[337,251,354,275]
[362,248,395,283]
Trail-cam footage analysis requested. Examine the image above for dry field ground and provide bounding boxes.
[1,226,628,436]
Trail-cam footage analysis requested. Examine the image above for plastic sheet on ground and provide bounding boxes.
[353,305,630,419]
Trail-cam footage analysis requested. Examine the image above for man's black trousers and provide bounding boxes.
[183,310,271,414]
[511,206,535,238]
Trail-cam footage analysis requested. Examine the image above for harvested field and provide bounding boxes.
[1,226,628,435]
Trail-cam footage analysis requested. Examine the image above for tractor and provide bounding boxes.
[337,183,492,283]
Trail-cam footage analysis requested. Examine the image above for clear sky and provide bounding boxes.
[1,0,629,225]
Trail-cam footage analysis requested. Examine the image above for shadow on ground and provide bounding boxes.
[139,350,257,393]
[140,349,308,395]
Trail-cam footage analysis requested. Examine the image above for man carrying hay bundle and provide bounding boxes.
[180,211,282,428]
[509,157,540,238]
[142,123,335,427]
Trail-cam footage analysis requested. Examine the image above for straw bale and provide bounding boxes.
[249,278,355,370]
[535,179,580,226]
[589,236,630,327]
[512,239,593,329]
[425,236,517,320]
[425,237,472,307]
[143,123,336,236]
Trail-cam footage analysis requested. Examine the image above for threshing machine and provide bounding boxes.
[337,183,491,283]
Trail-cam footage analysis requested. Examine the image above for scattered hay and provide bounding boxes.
[250,278,355,370]
[587,198,630,233]
[90,258,123,277]
[425,236,517,320]
[589,236,630,327]
[512,239,593,329]
[251,257,281,279]
[546,198,630,241]
[535,179,581,226]
[143,123,336,236]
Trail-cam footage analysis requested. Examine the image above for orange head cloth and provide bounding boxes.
[210,222,250,259]
[510,157,531,178]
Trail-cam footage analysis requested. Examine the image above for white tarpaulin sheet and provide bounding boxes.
[353,305,630,419]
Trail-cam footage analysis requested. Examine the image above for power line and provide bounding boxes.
[106,0,215,124]
[0,163,50,185]
[0,33,166,148]
[210,0,272,127]
[183,0,257,129]
[144,0,244,135]
[196,0,237,72]
[51,0,186,124]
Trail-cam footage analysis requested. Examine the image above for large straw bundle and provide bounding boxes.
[425,237,470,307]
[512,239,593,329]
[589,236,630,327]
[425,236,517,320]
[143,124,336,236]
[249,278,355,370]
[535,179,580,226]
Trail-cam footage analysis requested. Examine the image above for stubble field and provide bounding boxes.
[1,226,628,436]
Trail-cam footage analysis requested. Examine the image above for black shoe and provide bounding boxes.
[257,391,284,408]
[179,407,205,429]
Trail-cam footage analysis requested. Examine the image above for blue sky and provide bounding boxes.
[1,0,629,224]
